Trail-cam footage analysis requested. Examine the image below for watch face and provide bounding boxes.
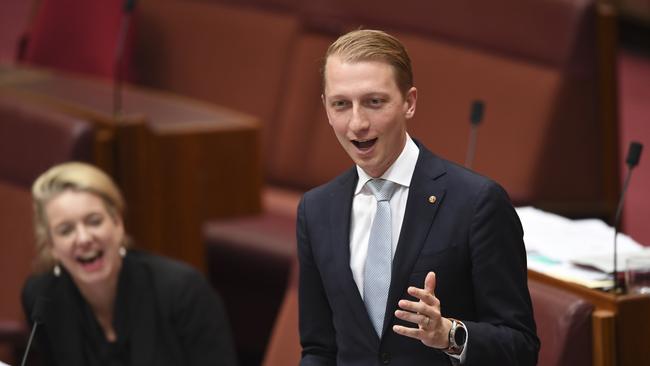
[454,324,467,346]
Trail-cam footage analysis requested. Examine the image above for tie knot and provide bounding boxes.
[367,179,398,202]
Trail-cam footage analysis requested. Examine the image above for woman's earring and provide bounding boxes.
[53,264,61,277]
[119,247,126,258]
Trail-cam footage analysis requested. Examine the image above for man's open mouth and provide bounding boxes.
[352,138,377,150]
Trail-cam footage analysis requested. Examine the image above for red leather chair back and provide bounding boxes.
[22,0,135,80]
[262,261,301,366]
[529,279,594,366]
[0,94,95,188]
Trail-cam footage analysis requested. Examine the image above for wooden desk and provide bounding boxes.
[0,66,262,271]
[529,270,650,366]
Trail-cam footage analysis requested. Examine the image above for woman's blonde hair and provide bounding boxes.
[31,162,127,270]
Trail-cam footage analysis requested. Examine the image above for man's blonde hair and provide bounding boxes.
[323,29,414,94]
[31,162,127,270]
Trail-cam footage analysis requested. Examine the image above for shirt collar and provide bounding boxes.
[355,134,420,194]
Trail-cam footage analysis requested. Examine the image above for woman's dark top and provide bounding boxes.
[22,250,238,366]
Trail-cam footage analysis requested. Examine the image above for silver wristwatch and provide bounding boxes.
[444,318,467,355]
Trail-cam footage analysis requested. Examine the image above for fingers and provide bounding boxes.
[398,271,440,321]
[394,309,431,328]
[406,286,438,306]
[393,272,451,348]
[404,271,437,304]
[393,320,450,350]
[424,271,436,294]
[397,298,439,316]
[392,324,426,340]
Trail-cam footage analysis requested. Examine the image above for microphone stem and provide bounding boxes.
[612,168,633,293]
[21,322,39,366]
[113,13,131,120]
[465,124,478,169]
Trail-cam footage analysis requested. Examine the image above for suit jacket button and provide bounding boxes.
[381,352,391,364]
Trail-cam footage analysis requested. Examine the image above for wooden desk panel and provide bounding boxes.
[0,66,262,271]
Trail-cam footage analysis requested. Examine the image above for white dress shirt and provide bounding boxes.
[350,135,418,295]
[349,135,467,363]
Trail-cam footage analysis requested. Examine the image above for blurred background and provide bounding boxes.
[1,0,648,365]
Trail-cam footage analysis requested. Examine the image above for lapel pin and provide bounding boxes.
[428,195,437,204]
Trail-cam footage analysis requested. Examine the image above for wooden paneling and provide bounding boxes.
[0,66,262,271]
[593,310,616,366]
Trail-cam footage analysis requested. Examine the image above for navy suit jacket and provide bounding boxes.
[297,144,539,366]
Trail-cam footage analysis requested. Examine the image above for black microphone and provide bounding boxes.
[612,141,643,293]
[113,0,137,118]
[21,297,49,366]
[464,100,484,169]
[123,0,136,13]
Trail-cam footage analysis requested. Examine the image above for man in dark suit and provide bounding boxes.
[297,29,539,365]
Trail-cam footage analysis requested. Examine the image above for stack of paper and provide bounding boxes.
[516,206,650,288]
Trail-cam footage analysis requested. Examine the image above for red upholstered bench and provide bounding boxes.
[529,279,594,366]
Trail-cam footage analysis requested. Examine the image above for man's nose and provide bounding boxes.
[349,104,370,132]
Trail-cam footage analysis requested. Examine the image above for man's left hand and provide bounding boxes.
[392,271,452,349]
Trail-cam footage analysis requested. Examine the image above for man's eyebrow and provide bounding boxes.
[363,92,390,97]
[324,94,347,100]
[326,91,390,99]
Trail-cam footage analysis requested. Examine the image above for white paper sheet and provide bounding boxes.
[516,206,649,286]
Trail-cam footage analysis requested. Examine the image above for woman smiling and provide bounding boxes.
[22,162,237,366]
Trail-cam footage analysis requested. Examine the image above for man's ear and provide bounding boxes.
[405,87,417,119]
[322,94,333,126]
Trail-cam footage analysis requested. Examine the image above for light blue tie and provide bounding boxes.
[363,179,398,337]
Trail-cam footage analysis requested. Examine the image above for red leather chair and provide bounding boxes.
[261,261,300,366]
[21,0,135,80]
[205,210,297,366]
[529,279,594,366]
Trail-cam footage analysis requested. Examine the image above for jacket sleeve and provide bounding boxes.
[297,196,337,366]
[463,180,540,365]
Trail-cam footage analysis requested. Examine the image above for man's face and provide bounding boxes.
[322,56,416,178]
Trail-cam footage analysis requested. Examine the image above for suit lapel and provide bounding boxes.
[382,148,447,335]
[329,168,380,342]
